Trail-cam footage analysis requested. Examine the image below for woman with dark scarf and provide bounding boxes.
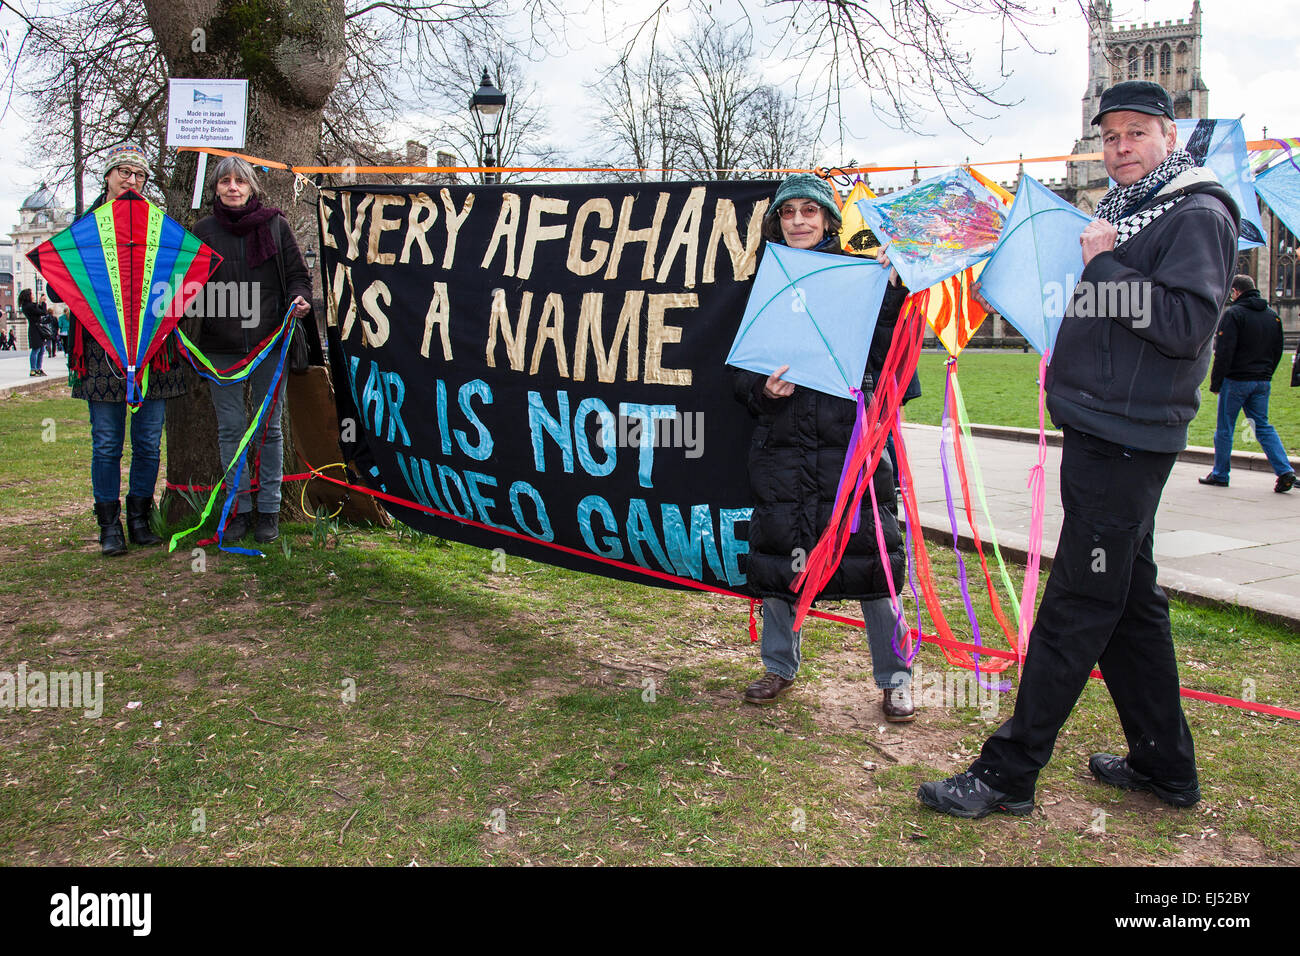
[193,156,311,545]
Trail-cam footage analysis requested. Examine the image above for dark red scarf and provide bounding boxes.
[211,195,283,268]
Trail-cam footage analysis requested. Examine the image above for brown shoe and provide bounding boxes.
[882,685,915,722]
[744,672,794,705]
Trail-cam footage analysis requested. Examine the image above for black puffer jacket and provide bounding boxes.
[734,240,908,601]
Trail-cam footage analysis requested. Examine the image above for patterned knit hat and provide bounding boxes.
[103,143,149,179]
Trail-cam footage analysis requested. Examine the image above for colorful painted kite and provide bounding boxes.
[1255,159,1300,238]
[726,242,890,401]
[856,167,1007,292]
[1177,118,1266,249]
[978,175,1091,357]
[25,189,222,405]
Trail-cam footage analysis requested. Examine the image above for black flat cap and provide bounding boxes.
[1091,80,1175,125]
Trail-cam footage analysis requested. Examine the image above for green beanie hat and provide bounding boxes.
[771,173,841,227]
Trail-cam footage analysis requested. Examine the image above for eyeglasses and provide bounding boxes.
[779,202,823,220]
[113,166,148,183]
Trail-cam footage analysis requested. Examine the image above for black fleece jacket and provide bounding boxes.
[1045,168,1240,453]
[1209,289,1283,391]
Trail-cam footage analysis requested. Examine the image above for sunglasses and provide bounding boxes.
[779,203,823,220]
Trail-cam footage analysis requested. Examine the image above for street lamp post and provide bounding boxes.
[470,68,506,185]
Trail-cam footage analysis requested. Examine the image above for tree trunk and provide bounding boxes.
[144,0,345,522]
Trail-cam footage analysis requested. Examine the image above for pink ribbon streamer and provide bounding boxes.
[1018,350,1050,671]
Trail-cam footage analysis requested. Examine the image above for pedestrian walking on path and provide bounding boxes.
[1198,275,1296,493]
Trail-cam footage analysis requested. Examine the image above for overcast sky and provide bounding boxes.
[0,0,1296,232]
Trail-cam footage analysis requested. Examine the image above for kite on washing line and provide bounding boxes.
[25,189,222,405]
[855,166,1007,292]
[839,180,884,257]
[1177,118,1266,249]
[726,242,890,401]
[1255,159,1300,239]
[978,175,1092,357]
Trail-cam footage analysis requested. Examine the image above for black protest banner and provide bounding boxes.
[319,180,777,592]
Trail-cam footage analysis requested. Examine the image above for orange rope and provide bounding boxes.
[177,138,1292,179]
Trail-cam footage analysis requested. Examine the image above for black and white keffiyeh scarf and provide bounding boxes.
[1094,147,1198,247]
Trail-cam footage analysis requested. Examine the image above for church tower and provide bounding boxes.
[1066,1,1210,210]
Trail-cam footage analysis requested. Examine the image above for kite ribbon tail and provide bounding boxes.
[168,309,295,556]
[1018,349,1051,672]
[868,469,914,666]
[896,409,924,665]
[947,368,1018,667]
[939,361,1004,692]
[835,388,869,535]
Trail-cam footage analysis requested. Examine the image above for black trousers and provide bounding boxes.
[970,427,1196,800]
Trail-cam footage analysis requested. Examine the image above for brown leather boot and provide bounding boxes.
[744,672,794,705]
[882,685,915,722]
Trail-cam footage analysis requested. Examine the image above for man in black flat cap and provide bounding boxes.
[919,80,1241,818]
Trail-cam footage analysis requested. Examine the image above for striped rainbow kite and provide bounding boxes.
[26,189,222,404]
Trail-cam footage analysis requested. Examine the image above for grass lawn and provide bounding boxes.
[1,386,1298,865]
[907,349,1300,454]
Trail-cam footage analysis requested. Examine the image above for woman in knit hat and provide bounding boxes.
[66,143,187,555]
[735,172,918,721]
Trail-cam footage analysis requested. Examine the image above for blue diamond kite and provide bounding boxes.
[726,242,890,401]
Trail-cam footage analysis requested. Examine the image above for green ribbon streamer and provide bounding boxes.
[948,370,1023,628]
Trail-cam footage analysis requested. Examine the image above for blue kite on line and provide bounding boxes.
[726,243,890,401]
[977,175,1092,357]
[1255,159,1300,239]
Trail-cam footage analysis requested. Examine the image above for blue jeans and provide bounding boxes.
[761,596,912,687]
[1211,379,1294,479]
[30,344,44,371]
[87,399,165,503]
[208,353,287,515]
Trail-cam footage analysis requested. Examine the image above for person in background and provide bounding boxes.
[21,289,46,377]
[192,155,311,545]
[734,172,916,722]
[58,308,71,356]
[1198,275,1295,493]
[67,144,186,555]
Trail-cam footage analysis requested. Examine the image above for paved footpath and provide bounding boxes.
[902,423,1300,628]
[0,350,68,394]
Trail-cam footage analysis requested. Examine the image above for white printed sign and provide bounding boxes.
[166,78,248,148]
